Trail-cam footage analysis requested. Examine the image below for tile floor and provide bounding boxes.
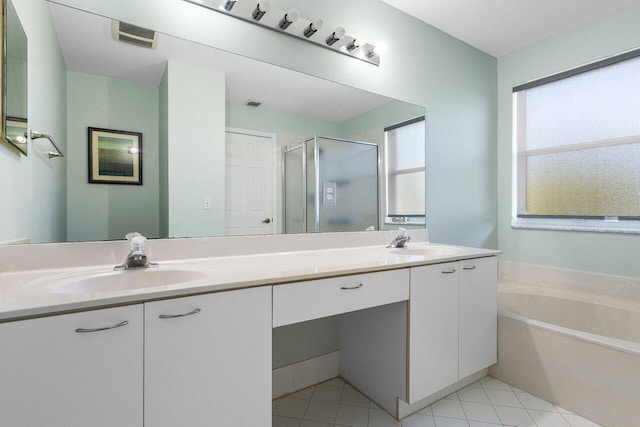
[272,376,602,427]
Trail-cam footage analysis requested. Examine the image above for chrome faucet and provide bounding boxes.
[387,229,411,248]
[114,232,158,271]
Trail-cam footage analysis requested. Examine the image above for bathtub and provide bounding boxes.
[490,281,640,427]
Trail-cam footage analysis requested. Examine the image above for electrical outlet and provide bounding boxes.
[323,182,337,205]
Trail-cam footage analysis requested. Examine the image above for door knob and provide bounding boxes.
[262,218,272,224]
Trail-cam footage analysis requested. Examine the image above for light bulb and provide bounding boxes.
[346,39,359,52]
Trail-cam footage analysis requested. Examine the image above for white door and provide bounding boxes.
[225,130,276,235]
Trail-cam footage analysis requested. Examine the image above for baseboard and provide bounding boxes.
[1,237,30,245]
[272,351,340,399]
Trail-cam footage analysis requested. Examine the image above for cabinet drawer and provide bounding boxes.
[273,269,409,327]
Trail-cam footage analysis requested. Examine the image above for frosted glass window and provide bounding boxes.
[526,143,640,216]
[385,119,426,217]
[526,58,640,151]
[514,52,640,220]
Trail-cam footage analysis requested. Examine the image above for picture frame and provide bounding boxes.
[88,127,142,185]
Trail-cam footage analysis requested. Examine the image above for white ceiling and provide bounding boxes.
[381,0,640,57]
[49,3,396,123]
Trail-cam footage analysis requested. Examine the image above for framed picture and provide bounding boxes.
[88,127,142,185]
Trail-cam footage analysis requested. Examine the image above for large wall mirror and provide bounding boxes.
[2,1,426,244]
[1,0,28,155]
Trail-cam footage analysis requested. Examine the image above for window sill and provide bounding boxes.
[511,217,640,234]
[384,216,426,226]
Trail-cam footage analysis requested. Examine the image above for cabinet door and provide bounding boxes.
[144,286,272,427]
[0,305,143,427]
[459,256,497,379]
[408,262,459,403]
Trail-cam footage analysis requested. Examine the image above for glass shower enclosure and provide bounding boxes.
[283,136,379,233]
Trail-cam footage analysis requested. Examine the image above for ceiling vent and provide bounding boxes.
[245,100,262,107]
[111,20,158,49]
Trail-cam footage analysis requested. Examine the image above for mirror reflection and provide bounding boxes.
[2,2,426,244]
[3,0,28,154]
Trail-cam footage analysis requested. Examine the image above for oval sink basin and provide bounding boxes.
[390,244,465,257]
[51,268,208,294]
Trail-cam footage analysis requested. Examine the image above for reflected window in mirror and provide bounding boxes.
[384,117,426,226]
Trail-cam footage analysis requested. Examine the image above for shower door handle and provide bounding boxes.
[262,218,272,224]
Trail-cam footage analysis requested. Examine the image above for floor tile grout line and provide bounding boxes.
[275,376,599,427]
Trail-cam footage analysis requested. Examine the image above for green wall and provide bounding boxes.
[497,6,640,277]
[0,0,67,244]
[226,102,342,137]
[66,71,160,242]
[164,61,226,238]
[6,58,27,118]
[340,101,425,138]
[159,67,169,238]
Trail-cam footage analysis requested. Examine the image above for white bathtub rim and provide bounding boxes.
[499,260,640,303]
[498,308,640,357]
[499,280,640,314]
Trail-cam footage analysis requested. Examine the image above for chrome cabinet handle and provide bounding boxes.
[158,308,201,319]
[340,283,363,290]
[463,266,476,270]
[75,320,129,333]
[441,269,456,274]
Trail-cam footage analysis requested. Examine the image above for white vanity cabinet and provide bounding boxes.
[458,256,497,379]
[144,286,272,427]
[0,305,144,427]
[273,269,410,327]
[408,261,460,402]
[408,256,497,403]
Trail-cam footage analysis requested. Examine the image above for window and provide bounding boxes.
[384,117,426,224]
[512,49,640,233]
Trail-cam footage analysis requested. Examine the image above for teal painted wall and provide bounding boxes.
[0,0,67,244]
[66,71,160,242]
[159,67,169,238]
[497,6,640,277]
[165,61,226,238]
[340,101,425,138]
[226,102,342,137]
[6,58,27,118]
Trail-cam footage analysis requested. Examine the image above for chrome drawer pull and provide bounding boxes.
[340,283,364,290]
[159,308,201,319]
[441,269,456,274]
[75,320,129,333]
[463,266,476,270]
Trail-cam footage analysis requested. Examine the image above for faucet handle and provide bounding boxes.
[126,232,146,248]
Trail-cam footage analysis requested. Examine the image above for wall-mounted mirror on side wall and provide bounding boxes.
[1,0,28,155]
[0,1,426,244]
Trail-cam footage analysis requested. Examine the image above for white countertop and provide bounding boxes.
[0,241,498,321]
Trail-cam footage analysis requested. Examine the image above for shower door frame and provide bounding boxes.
[282,135,381,234]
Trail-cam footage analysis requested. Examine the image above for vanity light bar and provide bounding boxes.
[183,0,380,66]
